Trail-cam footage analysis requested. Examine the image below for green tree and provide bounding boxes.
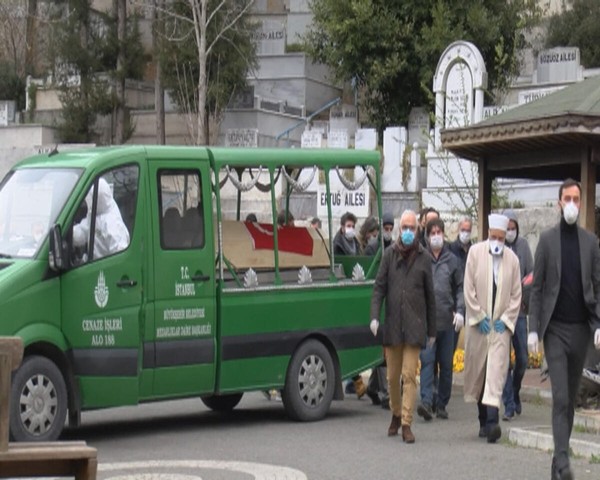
[160,0,257,145]
[49,0,145,143]
[305,0,540,131]
[546,0,600,68]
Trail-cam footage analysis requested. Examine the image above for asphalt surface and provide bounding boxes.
[51,389,600,480]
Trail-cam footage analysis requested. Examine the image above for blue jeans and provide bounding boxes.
[420,328,454,409]
[502,314,528,415]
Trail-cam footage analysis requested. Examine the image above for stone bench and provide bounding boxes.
[0,337,98,480]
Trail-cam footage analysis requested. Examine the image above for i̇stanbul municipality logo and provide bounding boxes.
[94,271,109,308]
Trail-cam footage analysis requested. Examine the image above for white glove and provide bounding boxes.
[595,328,600,350]
[528,332,539,355]
[370,319,379,337]
[453,313,464,332]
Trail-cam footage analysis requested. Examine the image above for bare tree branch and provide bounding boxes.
[207,0,253,55]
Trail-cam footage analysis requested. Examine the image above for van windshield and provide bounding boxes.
[0,168,82,259]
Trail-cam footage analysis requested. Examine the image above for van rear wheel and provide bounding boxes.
[282,339,335,422]
[9,355,67,442]
[201,393,243,412]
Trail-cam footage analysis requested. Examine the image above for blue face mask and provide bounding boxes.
[401,229,415,245]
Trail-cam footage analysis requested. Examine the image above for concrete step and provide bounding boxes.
[453,368,600,457]
[508,425,600,460]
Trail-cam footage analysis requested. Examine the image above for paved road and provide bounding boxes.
[58,391,600,480]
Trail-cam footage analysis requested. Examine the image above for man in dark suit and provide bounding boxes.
[529,178,600,480]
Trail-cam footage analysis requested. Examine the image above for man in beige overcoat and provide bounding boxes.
[463,213,521,444]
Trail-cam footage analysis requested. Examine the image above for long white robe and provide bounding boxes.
[463,240,522,408]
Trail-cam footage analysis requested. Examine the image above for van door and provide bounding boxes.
[147,160,216,396]
[61,163,143,407]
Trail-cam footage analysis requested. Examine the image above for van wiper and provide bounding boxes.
[0,253,12,258]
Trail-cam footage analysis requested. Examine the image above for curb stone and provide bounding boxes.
[509,426,600,459]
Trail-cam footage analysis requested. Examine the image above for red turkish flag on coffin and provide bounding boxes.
[244,222,314,256]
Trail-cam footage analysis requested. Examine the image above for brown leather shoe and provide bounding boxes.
[354,376,367,399]
[387,415,400,436]
[402,425,415,443]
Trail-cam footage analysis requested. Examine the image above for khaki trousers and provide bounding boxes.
[385,343,420,426]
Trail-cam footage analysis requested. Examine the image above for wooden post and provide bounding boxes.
[0,337,24,451]
[580,147,596,233]
[0,352,10,451]
[478,158,492,240]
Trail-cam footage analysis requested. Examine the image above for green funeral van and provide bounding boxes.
[0,146,385,442]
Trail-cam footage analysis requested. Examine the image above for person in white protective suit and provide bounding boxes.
[73,178,130,259]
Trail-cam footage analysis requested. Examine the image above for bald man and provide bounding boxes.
[370,210,436,444]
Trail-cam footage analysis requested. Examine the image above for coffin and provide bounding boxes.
[219,221,330,270]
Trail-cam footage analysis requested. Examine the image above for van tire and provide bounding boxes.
[201,393,243,412]
[9,355,68,442]
[282,339,335,422]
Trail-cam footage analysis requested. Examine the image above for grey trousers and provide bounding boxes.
[544,320,590,470]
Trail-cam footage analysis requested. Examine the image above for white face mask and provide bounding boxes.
[505,229,517,244]
[429,234,444,250]
[562,201,579,225]
[382,231,392,242]
[344,228,356,240]
[489,239,504,255]
[459,231,471,245]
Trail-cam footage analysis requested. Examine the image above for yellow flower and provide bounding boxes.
[453,348,465,373]
[527,352,543,368]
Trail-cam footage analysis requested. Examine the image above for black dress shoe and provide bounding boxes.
[556,467,573,480]
[551,458,573,480]
[478,426,487,438]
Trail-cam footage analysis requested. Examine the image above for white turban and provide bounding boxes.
[488,213,509,231]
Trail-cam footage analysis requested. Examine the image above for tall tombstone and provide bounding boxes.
[327,129,349,149]
[299,130,323,191]
[0,101,15,127]
[0,104,8,127]
[354,128,377,150]
[382,127,406,193]
[432,41,487,148]
[301,130,323,148]
[444,62,473,128]
[329,104,358,138]
[408,107,430,148]
[311,120,329,136]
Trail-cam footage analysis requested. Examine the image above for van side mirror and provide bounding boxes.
[49,224,65,271]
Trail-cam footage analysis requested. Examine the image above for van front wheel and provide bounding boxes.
[282,339,335,422]
[201,393,243,412]
[9,355,68,442]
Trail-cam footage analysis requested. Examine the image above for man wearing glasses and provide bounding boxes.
[369,209,436,444]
